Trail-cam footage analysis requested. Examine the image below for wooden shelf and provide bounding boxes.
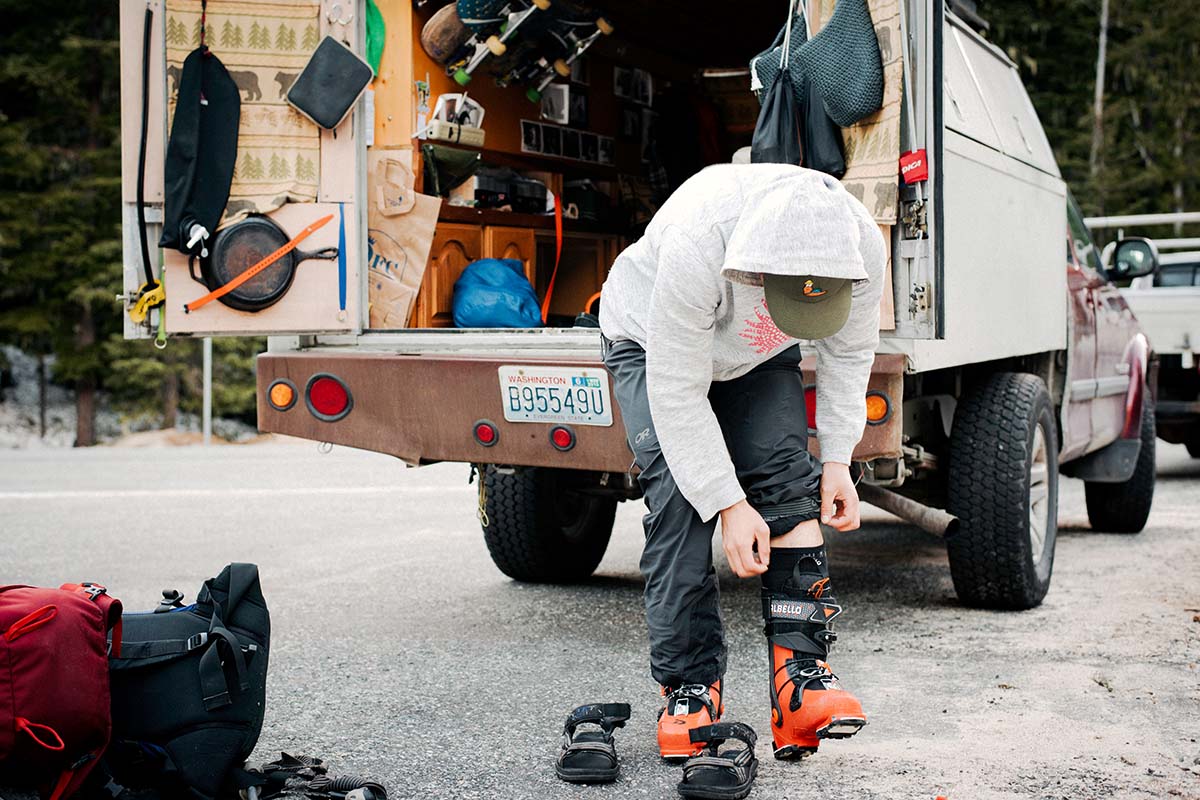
[437,202,622,235]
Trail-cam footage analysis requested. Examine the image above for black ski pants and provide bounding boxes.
[602,338,823,688]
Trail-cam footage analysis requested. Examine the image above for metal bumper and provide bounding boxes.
[256,349,906,471]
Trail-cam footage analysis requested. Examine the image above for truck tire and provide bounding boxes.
[946,373,1058,610]
[1084,397,1156,533]
[479,465,617,583]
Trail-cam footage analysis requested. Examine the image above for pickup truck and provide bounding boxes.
[1121,247,1200,455]
[119,0,1159,611]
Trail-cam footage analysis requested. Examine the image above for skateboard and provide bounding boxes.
[511,9,613,102]
[421,0,553,87]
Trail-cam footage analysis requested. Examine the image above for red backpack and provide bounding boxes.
[0,583,122,799]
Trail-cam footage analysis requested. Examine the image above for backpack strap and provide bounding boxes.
[61,582,124,657]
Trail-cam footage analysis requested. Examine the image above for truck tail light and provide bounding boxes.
[803,387,892,429]
[306,374,352,421]
[267,379,296,411]
[865,391,892,425]
[473,420,499,447]
[549,426,575,451]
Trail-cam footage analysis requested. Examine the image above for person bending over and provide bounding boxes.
[599,162,884,760]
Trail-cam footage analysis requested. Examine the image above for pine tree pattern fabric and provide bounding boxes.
[165,0,321,226]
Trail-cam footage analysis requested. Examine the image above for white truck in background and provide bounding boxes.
[1103,214,1200,456]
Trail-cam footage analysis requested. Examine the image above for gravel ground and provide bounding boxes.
[1,442,1197,799]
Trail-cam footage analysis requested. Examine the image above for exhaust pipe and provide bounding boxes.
[857,483,959,539]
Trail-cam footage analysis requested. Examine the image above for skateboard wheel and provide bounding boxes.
[533,0,551,9]
[553,58,571,77]
[596,17,614,35]
[486,35,507,56]
[526,87,542,103]
[453,68,472,86]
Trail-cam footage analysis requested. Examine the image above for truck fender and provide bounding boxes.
[1120,333,1150,439]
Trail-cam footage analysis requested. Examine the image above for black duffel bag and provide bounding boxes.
[106,563,270,799]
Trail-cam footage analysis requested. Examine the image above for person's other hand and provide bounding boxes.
[719,499,770,577]
[820,462,861,531]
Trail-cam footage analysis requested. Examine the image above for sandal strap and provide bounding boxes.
[563,702,631,737]
[689,722,758,750]
[682,754,752,777]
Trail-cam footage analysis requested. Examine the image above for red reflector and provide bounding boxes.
[306,375,351,421]
[475,423,497,444]
[551,427,573,449]
[804,387,818,430]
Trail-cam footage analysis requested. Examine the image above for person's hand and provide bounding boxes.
[719,499,770,577]
[820,462,861,531]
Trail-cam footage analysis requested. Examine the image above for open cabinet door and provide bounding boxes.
[119,0,366,339]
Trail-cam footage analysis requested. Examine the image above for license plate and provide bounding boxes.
[498,365,614,427]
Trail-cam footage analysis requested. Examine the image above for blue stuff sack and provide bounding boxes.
[452,258,543,328]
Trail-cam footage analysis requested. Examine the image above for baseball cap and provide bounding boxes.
[762,274,853,340]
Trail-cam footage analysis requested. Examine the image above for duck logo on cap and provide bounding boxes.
[802,279,827,297]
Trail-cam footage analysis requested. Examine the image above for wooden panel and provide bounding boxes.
[538,232,613,318]
[318,0,360,202]
[120,0,166,204]
[878,224,896,331]
[483,226,537,284]
[164,202,359,335]
[372,0,414,147]
[413,223,482,327]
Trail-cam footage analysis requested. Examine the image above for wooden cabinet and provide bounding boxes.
[536,232,617,319]
[412,223,482,328]
[482,226,537,284]
[413,219,620,327]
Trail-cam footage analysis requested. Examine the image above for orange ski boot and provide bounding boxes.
[657,680,724,761]
[762,547,866,759]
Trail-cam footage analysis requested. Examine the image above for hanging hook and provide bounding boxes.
[327,2,354,26]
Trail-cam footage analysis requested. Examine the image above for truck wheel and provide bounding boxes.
[946,373,1058,610]
[479,465,617,583]
[1084,397,1156,533]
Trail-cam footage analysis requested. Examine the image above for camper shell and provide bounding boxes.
[120,0,1155,609]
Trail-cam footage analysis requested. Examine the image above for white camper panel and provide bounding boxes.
[881,9,1067,373]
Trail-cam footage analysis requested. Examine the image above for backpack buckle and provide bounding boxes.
[81,582,107,600]
[186,632,209,651]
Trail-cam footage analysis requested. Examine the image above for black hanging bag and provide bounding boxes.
[159,46,241,258]
[799,78,847,178]
[750,0,802,165]
[106,564,270,799]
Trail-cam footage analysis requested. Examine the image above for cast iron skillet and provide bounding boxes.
[190,214,339,312]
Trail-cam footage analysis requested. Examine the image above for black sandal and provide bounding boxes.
[555,703,631,784]
[677,722,759,800]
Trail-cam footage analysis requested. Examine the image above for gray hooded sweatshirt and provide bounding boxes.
[599,163,886,522]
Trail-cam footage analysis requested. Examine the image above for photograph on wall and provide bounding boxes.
[520,120,542,154]
[615,66,654,106]
[640,109,656,163]
[542,124,562,156]
[614,66,634,101]
[568,91,589,129]
[598,136,614,165]
[570,56,589,85]
[563,128,581,160]
[580,132,599,163]
[620,106,639,140]
[540,84,570,125]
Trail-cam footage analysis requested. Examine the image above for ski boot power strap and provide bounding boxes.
[657,681,724,761]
